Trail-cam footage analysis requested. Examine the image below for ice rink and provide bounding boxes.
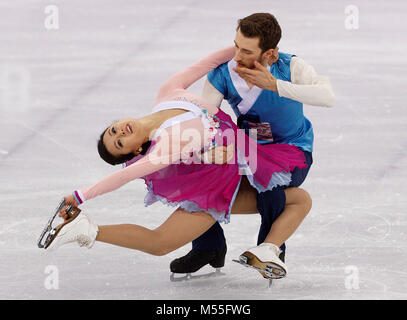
[1,0,406,300]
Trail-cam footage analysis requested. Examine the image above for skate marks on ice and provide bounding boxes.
[214,267,392,300]
[300,203,400,253]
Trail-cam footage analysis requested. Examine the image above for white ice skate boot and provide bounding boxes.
[46,212,99,251]
[237,243,287,279]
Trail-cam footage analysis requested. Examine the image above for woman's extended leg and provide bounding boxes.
[96,209,216,256]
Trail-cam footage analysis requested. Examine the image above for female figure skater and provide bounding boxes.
[51,47,312,279]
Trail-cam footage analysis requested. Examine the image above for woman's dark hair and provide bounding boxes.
[237,13,282,53]
[97,127,152,166]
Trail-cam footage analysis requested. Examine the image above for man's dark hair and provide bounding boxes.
[237,13,282,52]
[97,127,152,166]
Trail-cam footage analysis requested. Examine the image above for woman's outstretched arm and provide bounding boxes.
[154,46,235,104]
[77,151,168,203]
[68,136,185,205]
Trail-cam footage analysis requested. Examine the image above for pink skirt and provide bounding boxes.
[140,109,307,223]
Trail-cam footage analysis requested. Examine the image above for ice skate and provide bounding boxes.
[38,200,98,251]
[169,245,226,282]
[233,243,287,280]
[47,212,98,251]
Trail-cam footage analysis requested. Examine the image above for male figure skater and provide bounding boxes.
[170,12,335,277]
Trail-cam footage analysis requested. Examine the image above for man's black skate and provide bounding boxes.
[170,245,227,274]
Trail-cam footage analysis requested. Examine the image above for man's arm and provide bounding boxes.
[276,57,335,107]
[234,58,335,108]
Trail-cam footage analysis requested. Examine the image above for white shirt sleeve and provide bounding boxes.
[202,78,224,108]
[276,56,335,107]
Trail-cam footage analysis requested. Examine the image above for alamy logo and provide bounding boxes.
[44,5,60,30]
[44,265,59,290]
[344,265,360,290]
[344,5,359,30]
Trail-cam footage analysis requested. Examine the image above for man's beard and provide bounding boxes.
[238,55,264,69]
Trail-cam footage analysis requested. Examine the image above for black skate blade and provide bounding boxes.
[170,268,224,282]
[232,258,285,280]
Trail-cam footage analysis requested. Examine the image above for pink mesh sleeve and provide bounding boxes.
[154,46,235,104]
[79,139,181,202]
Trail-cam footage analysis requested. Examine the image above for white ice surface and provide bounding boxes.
[0,0,406,300]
